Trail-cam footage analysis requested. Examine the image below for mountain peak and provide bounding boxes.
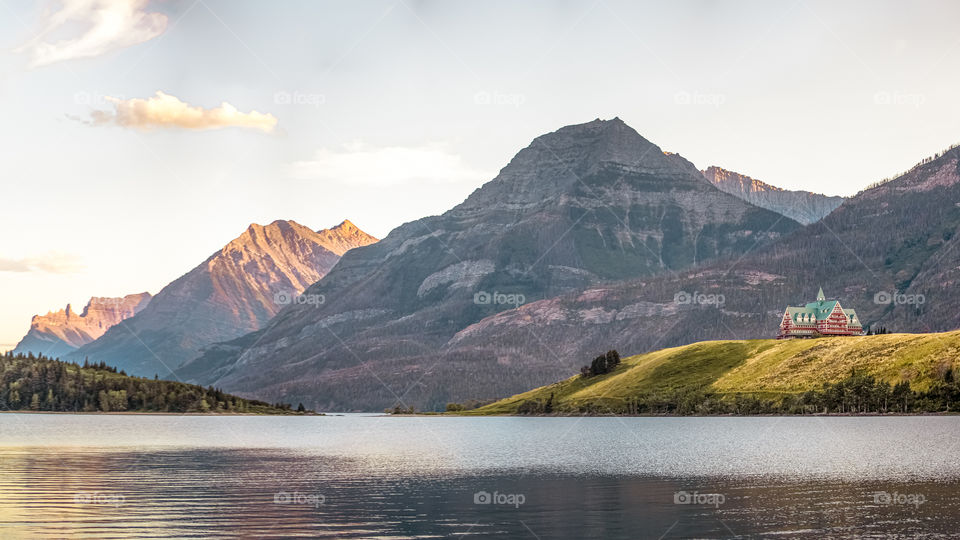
[13,293,152,358]
[542,116,646,147]
[457,117,705,210]
[577,116,625,129]
[231,219,310,248]
[221,219,377,260]
[526,117,661,167]
[316,219,378,255]
[246,219,300,233]
[331,219,358,232]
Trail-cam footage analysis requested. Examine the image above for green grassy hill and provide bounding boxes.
[467,331,960,415]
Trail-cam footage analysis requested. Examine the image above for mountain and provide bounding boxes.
[12,293,152,359]
[313,219,378,254]
[434,143,960,401]
[702,166,844,224]
[66,219,377,377]
[468,331,960,415]
[180,118,801,410]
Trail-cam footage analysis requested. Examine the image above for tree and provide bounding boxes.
[516,400,542,415]
[585,349,623,377]
[98,390,110,412]
[892,381,911,412]
[605,350,621,367]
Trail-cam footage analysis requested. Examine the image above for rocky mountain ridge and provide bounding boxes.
[701,166,844,224]
[12,293,152,359]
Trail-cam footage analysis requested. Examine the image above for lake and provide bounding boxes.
[1,414,959,538]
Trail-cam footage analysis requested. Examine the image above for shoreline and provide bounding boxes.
[396,411,960,417]
[6,410,956,418]
[0,410,323,416]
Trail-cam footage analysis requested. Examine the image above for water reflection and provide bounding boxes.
[1,448,959,538]
[1,415,959,538]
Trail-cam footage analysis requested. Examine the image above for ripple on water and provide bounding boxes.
[1,415,959,538]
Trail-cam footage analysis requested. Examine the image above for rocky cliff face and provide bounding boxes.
[12,293,152,359]
[702,166,845,225]
[66,219,377,377]
[180,118,801,410]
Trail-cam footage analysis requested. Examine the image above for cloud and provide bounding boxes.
[289,142,490,186]
[85,91,279,132]
[17,0,168,67]
[0,253,85,274]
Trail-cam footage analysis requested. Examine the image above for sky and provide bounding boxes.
[2,0,960,349]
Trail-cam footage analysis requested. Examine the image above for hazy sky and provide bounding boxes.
[2,0,960,348]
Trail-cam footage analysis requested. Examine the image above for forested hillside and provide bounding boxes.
[0,352,308,414]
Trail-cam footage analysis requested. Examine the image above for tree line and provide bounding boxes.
[0,352,309,414]
[514,368,960,415]
[858,142,960,193]
[606,370,959,415]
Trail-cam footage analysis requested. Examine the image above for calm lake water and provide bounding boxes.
[1,414,959,538]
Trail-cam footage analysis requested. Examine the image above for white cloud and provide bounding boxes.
[0,253,84,274]
[17,0,168,67]
[289,142,490,186]
[86,91,278,132]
